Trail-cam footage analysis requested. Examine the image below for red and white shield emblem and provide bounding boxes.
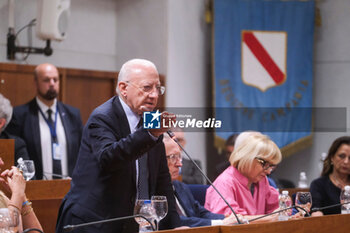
[241,30,287,92]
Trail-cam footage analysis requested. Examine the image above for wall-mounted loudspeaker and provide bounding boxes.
[36,0,70,41]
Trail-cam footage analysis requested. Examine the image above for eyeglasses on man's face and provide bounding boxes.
[255,157,277,172]
[166,154,182,164]
[126,81,165,96]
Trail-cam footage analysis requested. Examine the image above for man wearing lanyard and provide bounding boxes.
[7,63,83,180]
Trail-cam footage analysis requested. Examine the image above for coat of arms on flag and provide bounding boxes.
[242,30,287,92]
[214,0,315,154]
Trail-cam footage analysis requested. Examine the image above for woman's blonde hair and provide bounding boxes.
[229,132,282,173]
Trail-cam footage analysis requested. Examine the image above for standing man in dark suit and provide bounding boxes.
[163,134,238,227]
[55,59,181,233]
[7,63,83,179]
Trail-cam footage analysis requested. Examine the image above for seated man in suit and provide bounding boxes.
[163,134,238,227]
[174,130,203,184]
[0,93,29,164]
[7,63,83,179]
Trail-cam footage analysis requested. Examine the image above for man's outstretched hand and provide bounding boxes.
[148,111,176,137]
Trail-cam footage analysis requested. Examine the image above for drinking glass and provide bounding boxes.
[295,192,312,216]
[0,208,19,233]
[151,196,168,231]
[0,208,11,232]
[134,199,155,232]
[21,160,35,181]
[8,208,19,233]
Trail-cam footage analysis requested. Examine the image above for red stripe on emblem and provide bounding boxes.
[243,31,285,84]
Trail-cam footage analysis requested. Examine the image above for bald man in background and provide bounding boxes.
[7,63,83,179]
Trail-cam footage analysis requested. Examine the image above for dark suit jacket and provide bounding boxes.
[173,180,224,227]
[7,98,83,179]
[55,96,180,233]
[181,158,203,184]
[0,130,30,164]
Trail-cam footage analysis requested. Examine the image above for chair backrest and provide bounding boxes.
[186,184,210,206]
[267,176,278,189]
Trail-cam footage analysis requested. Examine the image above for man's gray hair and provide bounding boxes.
[116,59,158,95]
[0,93,13,132]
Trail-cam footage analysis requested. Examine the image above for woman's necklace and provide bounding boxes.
[330,173,350,189]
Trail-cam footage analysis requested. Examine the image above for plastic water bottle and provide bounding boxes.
[139,200,155,232]
[298,172,308,188]
[278,190,292,221]
[340,185,350,214]
[319,152,327,173]
[17,157,24,169]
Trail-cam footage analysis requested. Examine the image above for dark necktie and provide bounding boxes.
[136,118,149,199]
[138,154,149,199]
[173,189,186,216]
[137,117,143,129]
[47,109,62,178]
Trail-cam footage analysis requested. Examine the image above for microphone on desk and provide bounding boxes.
[63,214,155,232]
[43,172,70,180]
[247,205,310,223]
[167,130,243,224]
[310,201,350,213]
[22,228,44,233]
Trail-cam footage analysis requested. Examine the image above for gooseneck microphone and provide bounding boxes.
[311,201,350,213]
[63,214,155,232]
[43,172,70,179]
[167,130,242,224]
[22,228,44,233]
[248,205,310,223]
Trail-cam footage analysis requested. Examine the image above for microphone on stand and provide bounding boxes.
[167,130,243,224]
[63,214,155,232]
[247,205,310,223]
[22,228,44,233]
[310,201,350,213]
[43,172,70,179]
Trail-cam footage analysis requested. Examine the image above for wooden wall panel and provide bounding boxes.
[0,139,14,171]
[0,64,36,106]
[63,68,117,123]
[64,76,115,123]
[0,63,166,125]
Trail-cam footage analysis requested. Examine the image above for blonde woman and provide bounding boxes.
[205,133,281,221]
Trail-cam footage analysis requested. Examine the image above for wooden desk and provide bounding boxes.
[160,214,350,233]
[220,214,350,233]
[0,139,71,232]
[26,179,71,233]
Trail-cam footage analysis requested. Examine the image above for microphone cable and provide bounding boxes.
[248,205,310,223]
[311,201,350,213]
